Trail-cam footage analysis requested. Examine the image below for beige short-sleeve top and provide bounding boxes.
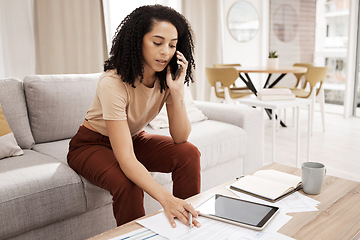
[86,70,171,136]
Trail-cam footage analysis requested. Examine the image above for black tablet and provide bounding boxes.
[196,194,279,231]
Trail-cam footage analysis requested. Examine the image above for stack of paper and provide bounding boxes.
[136,212,295,240]
[132,189,319,240]
[109,181,320,240]
[257,88,295,101]
[228,187,320,214]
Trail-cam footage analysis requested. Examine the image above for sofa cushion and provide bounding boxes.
[144,119,247,171]
[23,73,100,143]
[31,139,71,165]
[194,101,263,174]
[0,104,23,159]
[0,78,35,149]
[0,150,86,239]
[189,120,247,169]
[32,139,113,210]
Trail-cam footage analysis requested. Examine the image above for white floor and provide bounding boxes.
[262,104,360,182]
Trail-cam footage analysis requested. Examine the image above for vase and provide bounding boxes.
[267,58,279,69]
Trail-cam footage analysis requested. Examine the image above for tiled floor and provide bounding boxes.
[262,104,360,182]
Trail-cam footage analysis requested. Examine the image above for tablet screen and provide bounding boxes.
[196,194,279,228]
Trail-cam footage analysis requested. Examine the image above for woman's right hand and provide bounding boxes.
[161,194,201,228]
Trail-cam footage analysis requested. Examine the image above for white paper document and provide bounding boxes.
[112,185,320,240]
[136,212,294,240]
[109,227,166,240]
[227,185,320,214]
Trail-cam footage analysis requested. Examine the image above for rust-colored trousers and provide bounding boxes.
[67,125,201,226]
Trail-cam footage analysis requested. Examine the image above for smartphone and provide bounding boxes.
[170,54,181,80]
[196,194,279,231]
[173,64,182,80]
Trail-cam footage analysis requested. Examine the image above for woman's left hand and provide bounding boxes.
[166,51,188,92]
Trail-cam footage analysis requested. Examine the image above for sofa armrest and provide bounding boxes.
[194,100,263,174]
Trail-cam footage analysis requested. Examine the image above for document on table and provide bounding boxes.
[136,212,294,240]
[110,184,319,240]
[109,228,166,240]
[226,185,320,214]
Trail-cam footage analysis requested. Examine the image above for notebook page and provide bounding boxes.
[253,170,301,188]
[231,175,292,200]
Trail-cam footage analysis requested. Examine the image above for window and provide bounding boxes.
[315,0,350,110]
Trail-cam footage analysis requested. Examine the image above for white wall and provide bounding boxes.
[222,0,269,87]
[222,0,269,66]
[269,1,301,65]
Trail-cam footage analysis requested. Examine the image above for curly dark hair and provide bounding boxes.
[104,4,195,92]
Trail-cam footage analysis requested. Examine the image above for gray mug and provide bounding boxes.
[302,162,326,195]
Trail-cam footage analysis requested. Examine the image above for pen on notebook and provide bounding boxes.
[188,203,193,229]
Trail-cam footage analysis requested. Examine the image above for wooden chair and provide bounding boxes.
[291,66,328,133]
[275,63,313,127]
[206,67,253,104]
[275,63,313,89]
[213,63,251,91]
[293,63,314,88]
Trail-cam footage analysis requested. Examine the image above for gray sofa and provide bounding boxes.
[0,74,263,240]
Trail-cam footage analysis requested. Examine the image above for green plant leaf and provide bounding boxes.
[268,51,278,58]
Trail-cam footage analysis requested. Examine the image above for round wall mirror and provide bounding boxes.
[273,4,298,42]
[227,1,260,42]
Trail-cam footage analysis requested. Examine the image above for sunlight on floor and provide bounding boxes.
[261,104,360,182]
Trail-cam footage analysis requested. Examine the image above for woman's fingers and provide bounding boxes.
[176,51,188,70]
[163,198,201,228]
[168,215,176,228]
[178,203,201,228]
[177,210,190,226]
[185,203,201,228]
[191,216,201,228]
[166,209,188,228]
[187,203,198,218]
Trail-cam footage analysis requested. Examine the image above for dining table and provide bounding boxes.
[234,66,307,127]
[234,66,307,94]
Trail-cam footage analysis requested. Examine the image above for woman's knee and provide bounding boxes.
[176,142,201,167]
[185,142,201,157]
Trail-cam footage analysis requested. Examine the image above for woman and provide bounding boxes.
[67,5,201,228]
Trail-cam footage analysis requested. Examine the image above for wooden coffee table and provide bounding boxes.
[89,164,360,240]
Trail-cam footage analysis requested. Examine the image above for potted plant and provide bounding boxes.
[267,50,279,69]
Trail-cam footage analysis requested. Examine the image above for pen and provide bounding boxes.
[189,203,193,229]
[236,175,244,180]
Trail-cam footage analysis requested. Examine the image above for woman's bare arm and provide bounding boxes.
[166,51,191,143]
[105,120,198,227]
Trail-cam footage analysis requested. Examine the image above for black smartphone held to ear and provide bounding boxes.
[173,64,182,80]
[170,54,181,80]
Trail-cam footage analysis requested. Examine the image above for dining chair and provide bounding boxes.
[290,66,328,133]
[276,63,313,125]
[213,63,251,91]
[206,67,253,104]
[274,63,313,89]
[293,63,314,88]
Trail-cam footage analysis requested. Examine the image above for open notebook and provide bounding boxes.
[230,169,302,202]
